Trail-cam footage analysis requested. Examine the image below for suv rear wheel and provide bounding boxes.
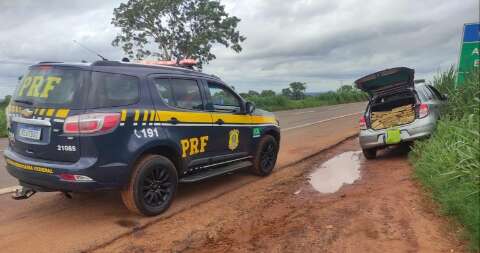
[251,135,279,176]
[362,148,377,160]
[121,155,178,216]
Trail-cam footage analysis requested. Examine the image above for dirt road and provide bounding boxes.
[94,138,464,253]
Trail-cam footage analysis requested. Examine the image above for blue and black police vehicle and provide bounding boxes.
[4,60,281,216]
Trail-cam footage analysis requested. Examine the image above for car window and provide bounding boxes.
[89,72,140,108]
[427,85,442,100]
[422,86,434,100]
[416,86,431,101]
[207,82,241,112]
[14,67,84,108]
[153,78,204,111]
[153,79,175,106]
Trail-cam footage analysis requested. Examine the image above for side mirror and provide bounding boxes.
[245,101,255,114]
[442,94,448,101]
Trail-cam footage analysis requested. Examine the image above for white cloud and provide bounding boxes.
[0,0,478,94]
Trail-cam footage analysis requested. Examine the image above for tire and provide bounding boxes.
[121,155,178,216]
[362,148,377,160]
[251,135,279,176]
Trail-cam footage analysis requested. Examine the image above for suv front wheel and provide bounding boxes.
[121,155,178,216]
[251,135,279,176]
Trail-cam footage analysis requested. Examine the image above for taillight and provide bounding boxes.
[59,173,93,182]
[63,113,121,134]
[359,116,367,130]
[418,104,429,118]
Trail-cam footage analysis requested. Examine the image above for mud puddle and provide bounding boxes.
[308,151,362,193]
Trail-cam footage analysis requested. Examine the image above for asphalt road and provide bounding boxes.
[0,102,366,253]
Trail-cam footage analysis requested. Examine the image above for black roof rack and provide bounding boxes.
[91,60,201,72]
[37,61,63,64]
[91,60,123,66]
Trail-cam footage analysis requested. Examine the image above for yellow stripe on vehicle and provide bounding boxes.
[211,113,250,124]
[251,115,277,124]
[134,110,140,122]
[46,108,55,117]
[34,108,39,115]
[143,110,149,122]
[6,158,54,174]
[158,111,212,123]
[120,109,127,121]
[149,110,155,122]
[38,108,46,116]
[55,109,69,118]
[211,113,276,125]
[155,111,161,121]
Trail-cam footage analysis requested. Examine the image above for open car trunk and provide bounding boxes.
[368,91,417,130]
[355,67,414,97]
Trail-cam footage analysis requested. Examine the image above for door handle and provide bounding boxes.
[215,119,224,125]
[168,117,179,125]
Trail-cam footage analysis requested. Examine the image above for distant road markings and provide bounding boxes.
[281,112,362,132]
[293,110,316,115]
[0,185,20,195]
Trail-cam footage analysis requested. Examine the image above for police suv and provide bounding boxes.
[4,60,280,216]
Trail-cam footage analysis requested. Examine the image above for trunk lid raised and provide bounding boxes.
[355,67,414,97]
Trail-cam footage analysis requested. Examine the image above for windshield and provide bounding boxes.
[13,66,84,107]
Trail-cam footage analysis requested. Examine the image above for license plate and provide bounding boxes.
[385,129,401,144]
[19,127,42,140]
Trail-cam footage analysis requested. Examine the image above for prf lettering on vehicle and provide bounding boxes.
[181,136,209,158]
[17,75,62,98]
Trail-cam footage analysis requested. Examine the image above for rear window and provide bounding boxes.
[14,66,84,107]
[88,72,140,108]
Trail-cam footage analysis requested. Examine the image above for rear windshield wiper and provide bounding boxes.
[13,99,33,105]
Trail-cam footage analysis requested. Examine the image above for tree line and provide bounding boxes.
[238,82,368,111]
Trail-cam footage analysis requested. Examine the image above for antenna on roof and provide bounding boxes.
[73,40,108,61]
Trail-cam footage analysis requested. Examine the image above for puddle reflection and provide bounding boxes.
[308,151,362,193]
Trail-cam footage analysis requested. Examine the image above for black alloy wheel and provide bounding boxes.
[252,135,278,176]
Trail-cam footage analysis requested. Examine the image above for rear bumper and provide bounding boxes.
[4,148,123,192]
[359,117,436,149]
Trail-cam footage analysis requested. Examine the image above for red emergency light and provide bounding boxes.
[136,59,198,67]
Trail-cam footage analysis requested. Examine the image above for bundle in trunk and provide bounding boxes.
[370,105,415,130]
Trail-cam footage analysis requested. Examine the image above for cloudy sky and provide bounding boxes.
[0,0,478,94]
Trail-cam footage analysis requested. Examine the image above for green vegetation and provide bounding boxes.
[0,95,10,137]
[410,68,479,251]
[240,84,367,112]
[111,0,245,66]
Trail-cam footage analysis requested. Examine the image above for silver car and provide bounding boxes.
[355,67,447,159]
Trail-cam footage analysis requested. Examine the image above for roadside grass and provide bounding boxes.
[410,69,480,251]
[245,88,367,111]
[0,98,8,137]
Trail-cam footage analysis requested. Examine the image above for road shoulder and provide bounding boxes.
[93,138,464,253]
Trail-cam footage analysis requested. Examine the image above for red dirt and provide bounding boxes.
[94,138,464,253]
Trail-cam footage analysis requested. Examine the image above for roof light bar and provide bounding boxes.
[136,59,198,67]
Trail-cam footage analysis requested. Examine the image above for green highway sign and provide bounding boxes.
[457,23,479,85]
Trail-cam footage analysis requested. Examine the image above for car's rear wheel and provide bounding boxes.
[362,148,377,159]
[251,135,279,176]
[121,155,178,216]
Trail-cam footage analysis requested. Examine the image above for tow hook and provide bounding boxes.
[63,192,72,199]
[11,187,36,200]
